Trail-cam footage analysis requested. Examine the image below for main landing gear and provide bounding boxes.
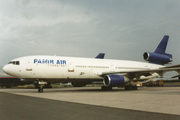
[124,81,138,90]
[125,85,137,90]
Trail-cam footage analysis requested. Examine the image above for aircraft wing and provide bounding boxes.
[171,75,180,78]
[100,65,180,79]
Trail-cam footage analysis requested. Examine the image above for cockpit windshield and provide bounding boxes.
[8,61,20,65]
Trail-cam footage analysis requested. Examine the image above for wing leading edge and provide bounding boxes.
[100,65,180,79]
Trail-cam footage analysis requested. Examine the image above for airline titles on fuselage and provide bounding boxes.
[34,59,66,65]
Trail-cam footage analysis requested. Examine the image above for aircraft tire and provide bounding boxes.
[125,86,137,90]
[129,86,133,90]
[133,86,137,90]
[125,86,129,90]
[38,88,43,93]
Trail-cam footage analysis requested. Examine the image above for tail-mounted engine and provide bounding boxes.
[143,52,172,65]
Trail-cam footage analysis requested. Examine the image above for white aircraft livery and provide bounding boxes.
[3,35,180,92]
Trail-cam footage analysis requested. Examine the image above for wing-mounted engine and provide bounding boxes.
[143,52,172,65]
[103,75,130,87]
[143,35,172,65]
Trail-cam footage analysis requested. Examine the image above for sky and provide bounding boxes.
[1,0,180,76]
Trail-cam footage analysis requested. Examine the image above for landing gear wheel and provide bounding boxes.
[133,86,137,90]
[38,88,43,93]
[125,86,129,90]
[129,85,133,90]
[125,85,137,90]
[36,81,46,93]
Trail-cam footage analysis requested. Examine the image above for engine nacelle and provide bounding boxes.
[143,52,172,65]
[103,75,129,87]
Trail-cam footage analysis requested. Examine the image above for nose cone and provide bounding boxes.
[2,65,9,74]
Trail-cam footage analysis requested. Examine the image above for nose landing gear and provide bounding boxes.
[34,81,47,93]
[38,85,44,93]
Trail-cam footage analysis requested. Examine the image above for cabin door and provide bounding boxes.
[26,61,32,71]
[68,62,74,72]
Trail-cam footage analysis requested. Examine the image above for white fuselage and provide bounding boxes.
[3,55,163,82]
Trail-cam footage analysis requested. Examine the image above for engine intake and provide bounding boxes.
[103,75,129,87]
[143,52,172,65]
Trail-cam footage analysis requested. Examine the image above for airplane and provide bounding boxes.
[3,35,180,93]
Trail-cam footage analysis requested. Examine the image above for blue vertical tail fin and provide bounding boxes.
[154,35,169,54]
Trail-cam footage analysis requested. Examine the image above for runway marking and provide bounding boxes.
[1,87,180,115]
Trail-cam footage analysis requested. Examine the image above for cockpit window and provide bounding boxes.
[8,61,14,64]
[16,61,20,65]
[8,61,20,65]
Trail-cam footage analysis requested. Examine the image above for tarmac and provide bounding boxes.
[0,86,180,120]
